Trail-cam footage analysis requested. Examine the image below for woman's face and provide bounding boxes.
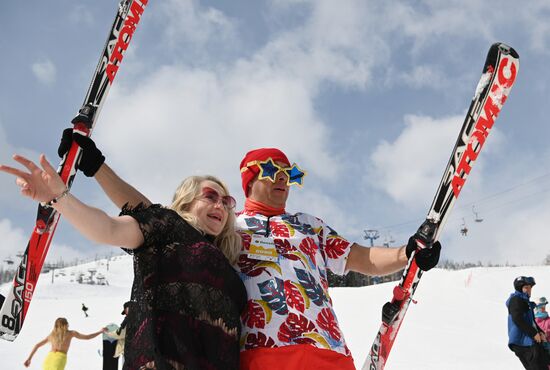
[188,180,232,236]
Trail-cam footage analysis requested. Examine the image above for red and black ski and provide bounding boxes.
[363,42,519,369]
[0,0,149,341]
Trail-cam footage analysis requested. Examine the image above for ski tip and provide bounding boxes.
[492,42,519,59]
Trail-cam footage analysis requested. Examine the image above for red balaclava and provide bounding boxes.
[239,148,290,197]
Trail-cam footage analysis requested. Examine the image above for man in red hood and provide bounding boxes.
[234,147,440,370]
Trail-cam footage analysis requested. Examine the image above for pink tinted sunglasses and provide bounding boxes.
[197,187,236,210]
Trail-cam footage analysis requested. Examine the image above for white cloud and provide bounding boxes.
[518,2,550,54]
[261,1,386,91]
[91,1,391,206]
[31,60,56,86]
[96,64,340,204]
[368,114,462,207]
[368,113,505,209]
[0,122,40,207]
[0,219,27,265]
[395,65,450,90]
[157,0,238,49]
[68,5,95,27]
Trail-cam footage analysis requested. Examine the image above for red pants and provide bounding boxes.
[240,345,356,370]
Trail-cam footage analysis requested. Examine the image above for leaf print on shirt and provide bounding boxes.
[269,219,291,238]
[302,332,331,349]
[318,267,330,293]
[274,238,311,268]
[238,255,281,277]
[244,216,268,234]
[238,232,251,251]
[244,332,276,349]
[281,214,315,235]
[317,307,342,342]
[258,278,288,315]
[325,235,350,259]
[274,238,298,257]
[284,280,310,312]
[242,299,272,329]
[277,313,316,344]
[294,268,326,306]
[298,237,318,267]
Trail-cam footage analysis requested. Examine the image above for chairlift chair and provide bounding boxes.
[472,205,484,223]
[460,218,468,236]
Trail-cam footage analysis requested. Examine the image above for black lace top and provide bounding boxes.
[120,204,247,370]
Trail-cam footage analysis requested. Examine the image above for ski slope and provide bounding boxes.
[0,255,548,369]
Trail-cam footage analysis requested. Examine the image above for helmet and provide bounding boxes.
[514,276,536,291]
[537,297,548,307]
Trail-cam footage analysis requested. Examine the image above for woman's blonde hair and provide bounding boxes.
[48,317,69,349]
[170,175,241,265]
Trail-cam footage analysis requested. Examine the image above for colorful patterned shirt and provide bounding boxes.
[235,210,353,357]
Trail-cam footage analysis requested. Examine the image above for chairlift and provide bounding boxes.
[472,205,484,223]
[382,233,395,248]
[460,218,468,236]
[3,257,14,265]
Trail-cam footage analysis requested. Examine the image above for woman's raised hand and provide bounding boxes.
[0,154,67,204]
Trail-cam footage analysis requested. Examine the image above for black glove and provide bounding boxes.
[58,128,105,177]
[406,235,441,271]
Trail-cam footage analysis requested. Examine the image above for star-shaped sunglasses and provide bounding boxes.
[243,158,306,186]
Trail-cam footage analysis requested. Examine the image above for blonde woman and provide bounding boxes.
[23,317,104,369]
[1,154,247,370]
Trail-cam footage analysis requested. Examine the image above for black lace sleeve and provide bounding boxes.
[119,203,172,254]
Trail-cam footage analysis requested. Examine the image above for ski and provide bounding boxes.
[0,0,149,341]
[363,42,519,370]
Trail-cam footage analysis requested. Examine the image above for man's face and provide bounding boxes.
[523,285,533,297]
[248,161,290,208]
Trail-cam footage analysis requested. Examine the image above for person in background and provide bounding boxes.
[82,303,89,317]
[535,296,550,368]
[116,301,133,362]
[506,276,549,369]
[23,317,105,369]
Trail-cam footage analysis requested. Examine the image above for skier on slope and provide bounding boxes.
[81,303,89,318]
[506,276,550,369]
[57,133,442,370]
[535,296,550,368]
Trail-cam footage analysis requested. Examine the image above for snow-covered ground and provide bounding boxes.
[1,255,548,369]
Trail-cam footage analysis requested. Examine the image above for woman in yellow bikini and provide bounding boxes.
[23,317,105,370]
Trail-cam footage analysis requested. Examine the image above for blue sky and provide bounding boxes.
[1,0,550,266]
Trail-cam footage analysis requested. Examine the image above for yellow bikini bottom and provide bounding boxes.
[42,351,68,370]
